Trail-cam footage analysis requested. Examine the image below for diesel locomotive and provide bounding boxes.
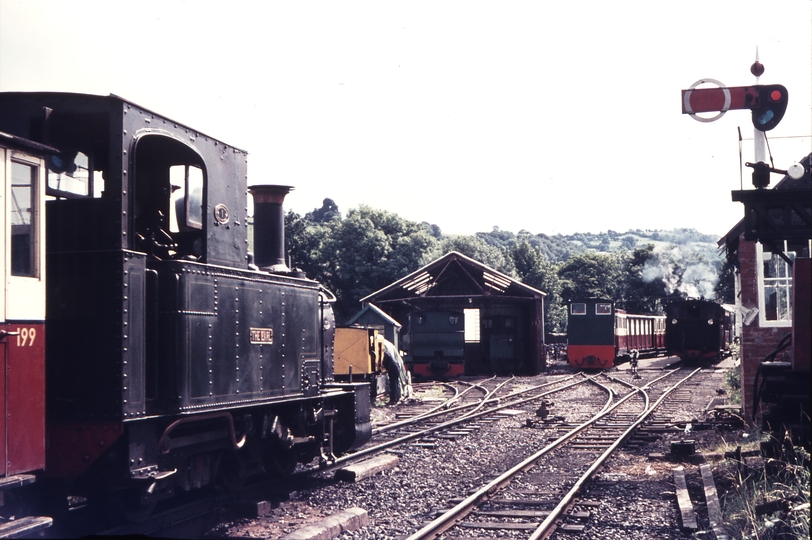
[0,92,371,527]
[408,309,466,379]
[566,298,665,369]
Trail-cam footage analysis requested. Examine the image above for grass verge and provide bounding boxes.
[718,433,809,539]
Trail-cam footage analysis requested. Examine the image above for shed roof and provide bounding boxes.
[345,303,402,328]
[360,251,546,305]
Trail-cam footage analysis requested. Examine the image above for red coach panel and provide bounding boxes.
[4,323,46,475]
[0,340,5,477]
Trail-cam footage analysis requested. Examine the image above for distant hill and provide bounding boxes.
[477,227,721,265]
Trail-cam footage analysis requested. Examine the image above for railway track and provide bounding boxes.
[75,366,734,538]
[328,374,586,468]
[404,368,703,539]
[61,376,581,537]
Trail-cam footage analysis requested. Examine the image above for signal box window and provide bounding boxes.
[595,303,612,315]
[11,161,37,276]
[757,240,811,326]
[571,303,586,315]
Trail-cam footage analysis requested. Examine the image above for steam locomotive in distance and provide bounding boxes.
[0,92,371,528]
[665,298,736,362]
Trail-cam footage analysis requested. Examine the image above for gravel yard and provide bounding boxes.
[208,357,744,539]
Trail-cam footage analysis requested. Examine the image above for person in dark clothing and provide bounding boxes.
[380,337,407,405]
[630,349,640,378]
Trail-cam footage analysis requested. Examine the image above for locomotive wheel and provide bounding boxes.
[265,446,297,478]
[216,450,248,492]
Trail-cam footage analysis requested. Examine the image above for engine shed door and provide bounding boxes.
[1,147,47,477]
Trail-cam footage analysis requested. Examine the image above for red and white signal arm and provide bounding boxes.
[682,79,788,131]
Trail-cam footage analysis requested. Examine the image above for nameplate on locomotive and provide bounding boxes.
[250,328,273,344]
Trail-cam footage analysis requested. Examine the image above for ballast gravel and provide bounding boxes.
[208,358,741,539]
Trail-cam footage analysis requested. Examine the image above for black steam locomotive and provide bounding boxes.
[0,92,371,521]
[665,298,736,362]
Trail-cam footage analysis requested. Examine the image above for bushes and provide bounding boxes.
[724,351,741,404]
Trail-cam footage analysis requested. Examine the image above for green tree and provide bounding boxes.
[620,236,637,250]
[307,198,340,223]
[512,238,540,281]
[512,239,566,332]
[476,226,516,250]
[284,210,338,287]
[622,244,668,314]
[558,252,625,304]
[440,235,516,276]
[714,258,736,304]
[326,206,439,321]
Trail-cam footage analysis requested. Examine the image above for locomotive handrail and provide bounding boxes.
[157,411,247,453]
[0,329,21,340]
[319,286,337,303]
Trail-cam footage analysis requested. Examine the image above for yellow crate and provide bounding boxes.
[334,328,382,375]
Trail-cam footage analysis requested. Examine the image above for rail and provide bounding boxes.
[405,367,702,540]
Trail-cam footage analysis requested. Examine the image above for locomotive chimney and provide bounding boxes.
[249,184,293,273]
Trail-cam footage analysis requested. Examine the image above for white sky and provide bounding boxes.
[1,0,810,237]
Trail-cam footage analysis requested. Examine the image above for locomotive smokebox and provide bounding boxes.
[249,184,294,273]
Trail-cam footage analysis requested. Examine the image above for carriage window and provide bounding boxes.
[11,161,37,276]
[571,303,586,315]
[595,303,612,315]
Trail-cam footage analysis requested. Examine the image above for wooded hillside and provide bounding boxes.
[249,199,733,332]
